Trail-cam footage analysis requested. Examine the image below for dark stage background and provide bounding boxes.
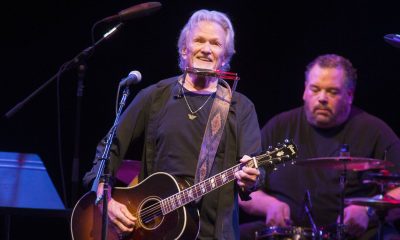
[1,0,399,239]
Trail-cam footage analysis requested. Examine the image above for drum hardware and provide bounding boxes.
[295,157,393,171]
[358,170,400,240]
[295,144,395,240]
[363,171,400,189]
[345,196,400,240]
[296,150,394,239]
[254,226,331,240]
[302,190,318,237]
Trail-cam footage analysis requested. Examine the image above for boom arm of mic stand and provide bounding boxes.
[3,23,124,119]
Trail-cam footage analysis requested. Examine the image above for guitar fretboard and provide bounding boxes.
[161,164,241,215]
[159,142,296,215]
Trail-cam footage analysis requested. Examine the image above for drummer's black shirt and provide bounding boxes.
[260,106,400,227]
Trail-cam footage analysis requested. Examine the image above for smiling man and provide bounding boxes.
[83,9,262,240]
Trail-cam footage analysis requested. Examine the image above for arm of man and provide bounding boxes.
[234,94,263,199]
[385,186,400,222]
[341,205,369,237]
[239,190,290,227]
[96,182,137,235]
[386,186,400,199]
[342,186,400,237]
[235,155,260,191]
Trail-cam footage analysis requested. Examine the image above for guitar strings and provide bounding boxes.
[139,166,240,222]
[139,156,287,223]
[139,161,263,221]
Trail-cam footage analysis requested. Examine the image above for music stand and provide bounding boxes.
[0,151,66,240]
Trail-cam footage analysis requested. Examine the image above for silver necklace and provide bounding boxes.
[182,86,214,120]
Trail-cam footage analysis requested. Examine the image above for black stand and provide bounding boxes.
[3,23,124,208]
[90,86,131,240]
[71,63,86,207]
[337,165,347,240]
[337,144,350,240]
[303,190,319,237]
[4,23,124,119]
[0,151,66,240]
[375,207,387,240]
[4,214,10,240]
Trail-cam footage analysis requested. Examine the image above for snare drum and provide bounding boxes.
[255,226,330,240]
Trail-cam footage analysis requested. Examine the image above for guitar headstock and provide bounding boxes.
[251,139,298,169]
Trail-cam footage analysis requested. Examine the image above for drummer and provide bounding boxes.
[240,54,400,239]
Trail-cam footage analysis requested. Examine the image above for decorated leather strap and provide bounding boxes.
[195,79,232,186]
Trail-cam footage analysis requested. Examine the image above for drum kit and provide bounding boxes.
[255,35,400,240]
[255,154,400,240]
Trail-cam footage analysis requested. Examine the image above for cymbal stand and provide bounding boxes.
[370,183,388,240]
[375,199,387,240]
[303,189,319,236]
[337,162,347,240]
[337,144,350,240]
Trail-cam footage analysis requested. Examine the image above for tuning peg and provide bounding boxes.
[268,145,273,151]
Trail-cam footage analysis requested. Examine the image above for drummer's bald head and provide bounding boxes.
[305,54,358,92]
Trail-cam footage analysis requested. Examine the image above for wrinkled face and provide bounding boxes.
[303,65,353,128]
[181,21,226,71]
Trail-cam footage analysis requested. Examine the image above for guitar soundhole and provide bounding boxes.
[138,197,164,230]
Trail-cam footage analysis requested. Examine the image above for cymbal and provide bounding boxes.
[384,34,400,48]
[364,172,400,182]
[295,157,394,171]
[345,197,400,210]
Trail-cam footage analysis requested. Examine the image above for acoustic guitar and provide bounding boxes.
[70,139,297,240]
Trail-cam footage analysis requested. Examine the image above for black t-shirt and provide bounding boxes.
[153,87,217,176]
[155,87,226,238]
[261,106,400,227]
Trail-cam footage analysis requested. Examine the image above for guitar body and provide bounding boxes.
[71,172,200,240]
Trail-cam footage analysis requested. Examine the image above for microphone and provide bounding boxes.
[102,2,162,23]
[384,34,400,48]
[119,70,142,86]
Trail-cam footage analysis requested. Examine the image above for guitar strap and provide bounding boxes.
[194,79,232,186]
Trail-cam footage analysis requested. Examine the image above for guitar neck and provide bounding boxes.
[161,163,241,215]
[160,141,297,215]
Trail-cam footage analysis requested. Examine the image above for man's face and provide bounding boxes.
[181,20,226,71]
[303,64,353,128]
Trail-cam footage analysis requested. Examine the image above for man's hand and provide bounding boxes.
[107,198,137,234]
[339,205,368,237]
[264,196,291,227]
[235,155,260,190]
[239,190,291,227]
[97,183,137,236]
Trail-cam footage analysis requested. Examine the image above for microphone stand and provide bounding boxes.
[3,22,124,208]
[90,86,131,240]
[70,62,86,207]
